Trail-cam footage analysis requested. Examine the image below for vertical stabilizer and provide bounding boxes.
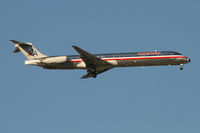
[10,40,47,60]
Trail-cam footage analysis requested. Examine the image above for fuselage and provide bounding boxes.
[25,51,190,70]
[10,40,191,78]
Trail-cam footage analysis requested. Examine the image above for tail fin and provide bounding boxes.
[10,40,47,60]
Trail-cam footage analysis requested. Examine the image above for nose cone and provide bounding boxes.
[187,58,191,63]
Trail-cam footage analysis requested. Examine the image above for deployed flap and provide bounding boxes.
[72,45,111,67]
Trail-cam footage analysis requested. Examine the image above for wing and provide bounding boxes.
[72,46,113,78]
[72,46,111,66]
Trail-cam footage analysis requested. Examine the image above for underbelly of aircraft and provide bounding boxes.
[115,58,183,67]
[46,58,186,70]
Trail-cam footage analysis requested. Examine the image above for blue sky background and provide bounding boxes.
[1,0,200,133]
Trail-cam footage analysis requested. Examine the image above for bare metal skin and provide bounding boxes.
[10,40,190,79]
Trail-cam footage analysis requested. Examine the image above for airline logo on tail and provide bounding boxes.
[27,48,38,56]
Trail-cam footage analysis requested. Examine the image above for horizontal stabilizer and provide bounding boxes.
[10,40,22,44]
[10,40,32,46]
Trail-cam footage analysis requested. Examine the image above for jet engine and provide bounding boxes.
[42,56,67,64]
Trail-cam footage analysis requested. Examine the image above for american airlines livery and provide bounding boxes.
[10,40,190,79]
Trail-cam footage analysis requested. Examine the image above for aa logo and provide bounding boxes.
[27,48,38,56]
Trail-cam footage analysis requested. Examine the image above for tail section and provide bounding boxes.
[10,40,47,60]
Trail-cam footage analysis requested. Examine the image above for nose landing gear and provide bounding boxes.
[180,64,183,70]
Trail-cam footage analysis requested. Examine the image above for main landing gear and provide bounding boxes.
[81,69,97,79]
[89,66,98,78]
[92,74,97,78]
[88,68,97,78]
[180,64,183,70]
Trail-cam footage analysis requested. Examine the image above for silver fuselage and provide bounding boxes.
[25,51,190,70]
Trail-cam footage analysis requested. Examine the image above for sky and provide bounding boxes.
[0,0,200,133]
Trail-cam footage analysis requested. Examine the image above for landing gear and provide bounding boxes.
[81,69,97,79]
[89,67,97,78]
[180,64,183,70]
[90,70,97,78]
[92,74,97,78]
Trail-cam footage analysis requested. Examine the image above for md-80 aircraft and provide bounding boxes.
[10,40,190,79]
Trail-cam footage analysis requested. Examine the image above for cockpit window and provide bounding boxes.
[173,52,182,55]
[162,51,182,55]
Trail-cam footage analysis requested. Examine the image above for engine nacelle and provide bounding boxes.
[42,56,67,64]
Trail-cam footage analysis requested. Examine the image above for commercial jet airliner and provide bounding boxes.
[10,40,190,79]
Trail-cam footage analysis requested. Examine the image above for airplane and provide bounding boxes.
[10,40,191,79]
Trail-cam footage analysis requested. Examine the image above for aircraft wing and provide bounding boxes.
[72,46,113,78]
[72,46,111,66]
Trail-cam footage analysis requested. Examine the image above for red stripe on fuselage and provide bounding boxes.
[71,55,188,62]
